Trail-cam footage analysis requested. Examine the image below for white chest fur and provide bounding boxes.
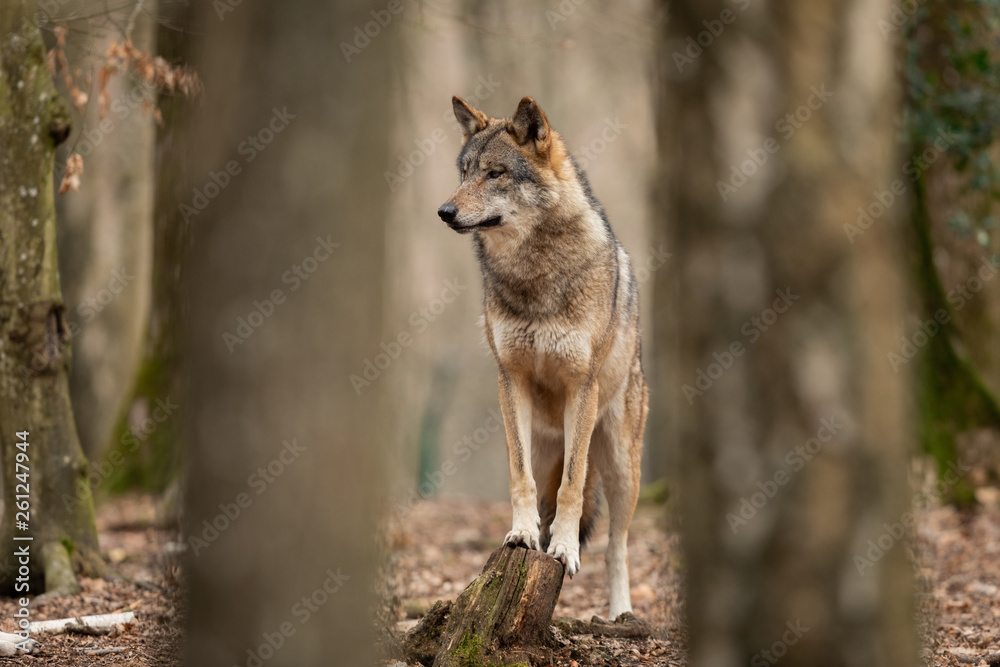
[490,316,593,373]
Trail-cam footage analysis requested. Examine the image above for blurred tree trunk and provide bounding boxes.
[904,1,1000,501]
[180,0,391,664]
[660,1,916,665]
[0,0,103,593]
[909,172,1000,504]
[102,0,192,494]
[56,3,154,464]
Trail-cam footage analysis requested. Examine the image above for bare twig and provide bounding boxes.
[123,0,144,41]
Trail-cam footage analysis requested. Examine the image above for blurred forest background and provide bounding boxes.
[1,0,1000,665]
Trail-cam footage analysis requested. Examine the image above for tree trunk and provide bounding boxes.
[659,0,916,665]
[102,0,190,494]
[432,546,563,667]
[400,546,655,666]
[909,174,1000,504]
[55,2,155,464]
[903,1,1000,502]
[0,0,103,594]
[179,0,392,664]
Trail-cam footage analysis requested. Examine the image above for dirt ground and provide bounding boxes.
[385,491,1000,667]
[918,489,1000,667]
[0,495,184,666]
[382,495,685,666]
[0,488,997,665]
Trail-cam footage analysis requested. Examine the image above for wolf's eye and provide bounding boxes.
[487,169,504,180]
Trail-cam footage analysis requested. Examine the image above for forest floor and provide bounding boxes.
[0,494,184,666]
[0,488,996,666]
[384,490,1000,667]
[383,496,685,666]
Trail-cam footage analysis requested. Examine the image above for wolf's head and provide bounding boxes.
[438,96,577,235]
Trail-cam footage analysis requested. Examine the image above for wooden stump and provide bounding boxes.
[429,544,565,667]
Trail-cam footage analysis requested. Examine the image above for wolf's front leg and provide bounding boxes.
[547,380,600,576]
[498,371,540,550]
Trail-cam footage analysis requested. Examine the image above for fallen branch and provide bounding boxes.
[29,612,135,636]
[952,651,1000,666]
[72,647,127,655]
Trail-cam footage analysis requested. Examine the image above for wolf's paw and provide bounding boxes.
[547,540,580,577]
[503,527,540,551]
[609,607,636,623]
[0,631,38,656]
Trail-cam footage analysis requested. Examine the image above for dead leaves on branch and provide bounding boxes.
[45,26,200,121]
[59,154,83,195]
[100,39,201,121]
[47,25,201,196]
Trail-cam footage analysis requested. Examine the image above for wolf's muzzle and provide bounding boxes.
[437,204,458,223]
[438,205,501,233]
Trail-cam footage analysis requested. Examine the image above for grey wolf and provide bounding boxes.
[437,96,648,620]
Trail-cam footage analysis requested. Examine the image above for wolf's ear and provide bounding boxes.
[453,96,487,141]
[509,97,550,148]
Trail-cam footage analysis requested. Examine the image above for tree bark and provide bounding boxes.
[903,1,1000,501]
[55,2,155,464]
[0,0,102,593]
[660,0,916,665]
[102,0,190,494]
[400,546,655,666]
[432,546,563,667]
[179,0,392,664]
[909,174,1000,504]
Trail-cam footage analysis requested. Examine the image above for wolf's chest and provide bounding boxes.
[489,317,592,375]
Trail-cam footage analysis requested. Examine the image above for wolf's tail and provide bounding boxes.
[538,455,601,551]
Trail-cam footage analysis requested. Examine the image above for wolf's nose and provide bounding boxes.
[437,204,457,223]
